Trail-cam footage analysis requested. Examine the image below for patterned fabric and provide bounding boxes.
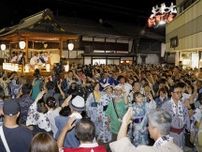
[17,95,34,125]
[0,78,9,97]
[153,135,173,147]
[105,97,127,134]
[9,79,21,98]
[86,92,101,133]
[97,93,112,143]
[86,92,112,143]
[26,101,51,132]
[129,100,156,146]
[161,98,190,148]
[171,99,184,123]
[190,107,202,144]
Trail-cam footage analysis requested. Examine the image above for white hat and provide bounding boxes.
[70,95,85,112]
[113,85,123,91]
[103,83,112,90]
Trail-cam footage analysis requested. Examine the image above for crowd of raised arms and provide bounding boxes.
[0,63,201,152]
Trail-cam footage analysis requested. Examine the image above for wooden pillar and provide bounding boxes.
[59,39,63,59]
[25,37,28,63]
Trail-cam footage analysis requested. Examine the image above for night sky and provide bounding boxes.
[0,0,175,28]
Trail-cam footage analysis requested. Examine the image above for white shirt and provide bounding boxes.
[79,142,99,148]
[47,107,61,138]
[30,56,39,65]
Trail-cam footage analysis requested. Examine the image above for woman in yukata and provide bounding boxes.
[97,83,113,143]
[128,91,156,147]
[86,82,103,139]
[105,85,128,142]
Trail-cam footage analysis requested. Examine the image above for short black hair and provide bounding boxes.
[22,83,32,95]
[45,81,55,90]
[45,96,56,108]
[75,118,95,142]
[33,69,41,78]
[59,106,71,116]
[169,83,181,93]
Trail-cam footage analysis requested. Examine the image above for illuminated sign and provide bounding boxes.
[147,3,177,28]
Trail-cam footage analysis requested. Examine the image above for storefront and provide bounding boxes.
[178,51,199,69]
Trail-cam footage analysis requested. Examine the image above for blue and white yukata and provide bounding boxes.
[86,92,112,143]
[161,98,190,149]
[97,93,112,143]
[128,100,156,146]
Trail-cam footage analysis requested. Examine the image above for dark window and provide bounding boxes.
[170,36,178,48]
[179,0,197,13]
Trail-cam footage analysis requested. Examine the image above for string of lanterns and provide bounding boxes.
[147,3,177,28]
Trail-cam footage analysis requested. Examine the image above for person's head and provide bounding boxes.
[158,78,167,89]
[34,52,39,57]
[118,75,126,84]
[33,69,41,79]
[103,71,109,78]
[132,81,141,92]
[113,85,124,96]
[69,95,85,113]
[170,83,182,102]
[45,96,57,109]
[103,83,113,94]
[68,70,73,78]
[75,118,95,143]
[59,106,71,116]
[133,92,144,103]
[45,81,55,91]
[3,100,20,122]
[93,82,100,91]
[22,83,32,95]
[12,52,16,56]
[148,110,172,141]
[30,132,58,152]
[158,87,168,98]
[177,82,186,93]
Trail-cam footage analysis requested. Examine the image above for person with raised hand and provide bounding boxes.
[110,108,182,152]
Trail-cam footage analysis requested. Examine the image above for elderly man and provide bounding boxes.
[109,108,182,152]
[57,118,107,152]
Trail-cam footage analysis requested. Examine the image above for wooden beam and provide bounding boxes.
[0,31,79,42]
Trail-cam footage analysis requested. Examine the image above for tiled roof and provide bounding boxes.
[0,9,71,37]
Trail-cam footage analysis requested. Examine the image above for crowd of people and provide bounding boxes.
[0,63,201,152]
